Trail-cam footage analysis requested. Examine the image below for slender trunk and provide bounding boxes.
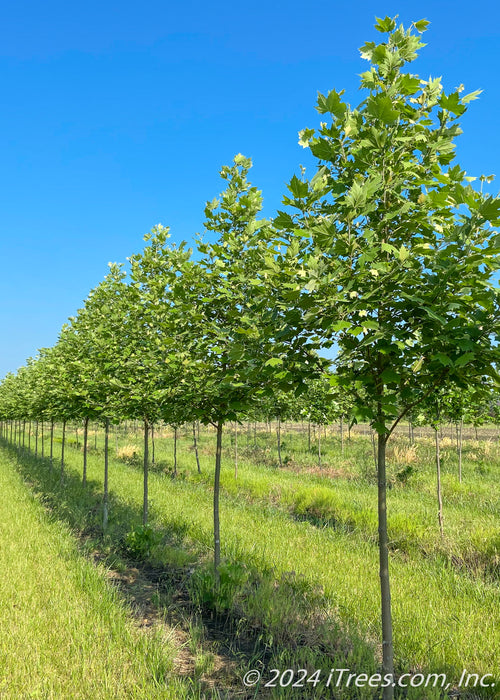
[435,427,444,538]
[41,420,44,458]
[253,421,257,447]
[308,420,311,451]
[60,420,66,482]
[277,416,282,467]
[458,418,463,483]
[82,417,89,487]
[35,420,38,457]
[28,421,31,451]
[193,422,201,474]
[318,427,321,467]
[234,422,238,479]
[475,425,478,441]
[50,421,54,470]
[173,427,177,477]
[213,420,223,588]
[143,419,149,525]
[340,415,344,457]
[103,418,109,532]
[76,425,79,449]
[377,430,394,698]
[22,420,26,452]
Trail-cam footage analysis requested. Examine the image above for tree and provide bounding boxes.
[273,17,500,696]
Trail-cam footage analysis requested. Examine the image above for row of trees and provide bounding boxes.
[1,18,499,697]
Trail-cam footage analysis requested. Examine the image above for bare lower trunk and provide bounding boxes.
[193,422,201,474]
[41,420,44,458]
[458,419,463,483]
[214,420,223,588]
[103,418,109,532]
[35,420,38,457]
[143,419,149,525]
[277,416,282,467]
[340,415,344,457]
[173,427,177,477]
[83,417,89,487]
[318,427,321,467]
[377,430,394,699]
[308,420,311,451]
[234,422,238,479]
[435,428,444,538]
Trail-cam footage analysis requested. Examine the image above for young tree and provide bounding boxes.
[273,17,500,695]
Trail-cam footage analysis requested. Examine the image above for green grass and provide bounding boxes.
[0,448,203,699]
[3,420,500,698]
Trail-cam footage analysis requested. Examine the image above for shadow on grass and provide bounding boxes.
[2,438,496,699]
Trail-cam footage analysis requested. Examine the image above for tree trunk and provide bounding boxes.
[28,421,31,451]
[143,419,149,525]
[308,420,311,451]
[103,418,109,532]
[377,430,394,699]
[458,418,463,483]
[318,427,321,467]
[173,427,177,477]
[35,420,38,457]
[60,420,66,482]
[82,417,89,487]
[340,415,344,457]
[234,422,238,479]
[193,422,201,474]
[213,420,223,588]
[41,420,44,458]
[276,416,282,467]
[435,427,444,537]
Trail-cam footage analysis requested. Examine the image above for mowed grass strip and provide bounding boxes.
[0,450,187,700]
[111,426,500,573]
[66,441,500,684]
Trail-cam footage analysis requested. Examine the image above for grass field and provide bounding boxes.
[0,447,211,699]
[0,420,498,698]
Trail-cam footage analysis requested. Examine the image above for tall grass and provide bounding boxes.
[0,449,199,699]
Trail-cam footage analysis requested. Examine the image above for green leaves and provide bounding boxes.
[413,19,430,32]
[366,94,399,124]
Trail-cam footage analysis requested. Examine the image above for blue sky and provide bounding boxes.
[1,0,499,377]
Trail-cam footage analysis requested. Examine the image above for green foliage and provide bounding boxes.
[188,560,249,611]
[124,524,162,559]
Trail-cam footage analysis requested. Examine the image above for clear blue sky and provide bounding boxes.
[1,0,499,377]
